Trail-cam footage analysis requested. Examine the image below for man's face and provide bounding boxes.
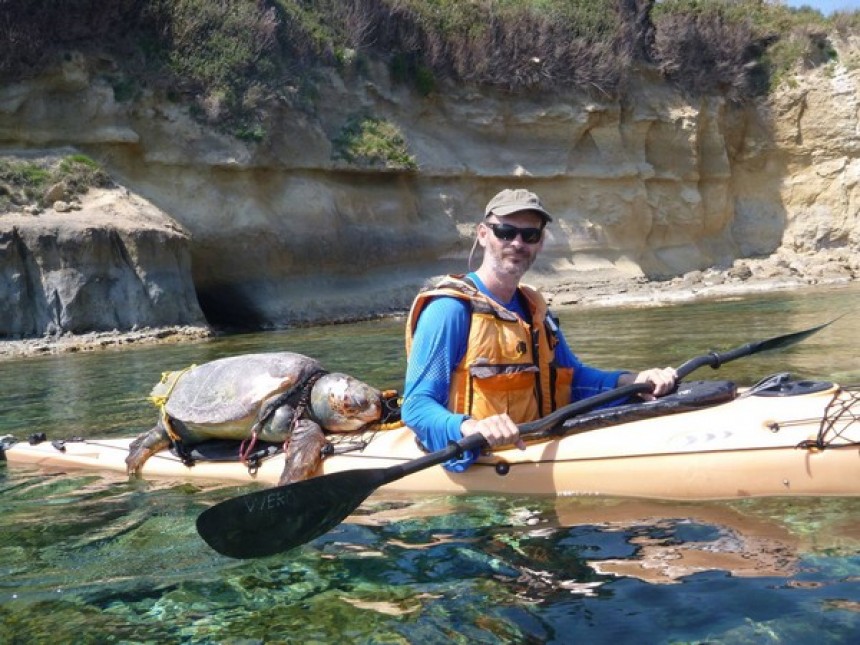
[478,210,545,280]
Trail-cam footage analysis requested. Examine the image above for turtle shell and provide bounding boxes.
[161,352,324,425]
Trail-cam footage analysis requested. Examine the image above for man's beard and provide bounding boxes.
[488,248,534,279]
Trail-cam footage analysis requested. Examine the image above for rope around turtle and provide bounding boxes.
[149,364,196,444]
[239,369,329,466]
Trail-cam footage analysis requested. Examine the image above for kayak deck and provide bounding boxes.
[3,381,859,500]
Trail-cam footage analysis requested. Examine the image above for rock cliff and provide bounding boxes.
[1,43,858,336]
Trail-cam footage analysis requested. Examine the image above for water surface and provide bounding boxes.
[1,283,859,643]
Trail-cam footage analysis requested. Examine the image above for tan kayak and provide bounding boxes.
[3,378,859,500]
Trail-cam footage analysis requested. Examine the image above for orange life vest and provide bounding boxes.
[405,275,574,423]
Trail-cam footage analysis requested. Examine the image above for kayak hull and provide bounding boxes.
[4,382,859,500]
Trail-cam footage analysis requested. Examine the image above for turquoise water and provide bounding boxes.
[1,283,859,643]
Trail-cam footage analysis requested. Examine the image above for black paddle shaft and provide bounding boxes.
[196,317,839,558]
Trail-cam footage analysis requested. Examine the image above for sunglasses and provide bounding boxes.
[485,222,544,244]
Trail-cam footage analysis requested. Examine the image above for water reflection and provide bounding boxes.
[352,494,860,587]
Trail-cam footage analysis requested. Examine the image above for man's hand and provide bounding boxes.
[631,366,678,399]
[461,414,527,450]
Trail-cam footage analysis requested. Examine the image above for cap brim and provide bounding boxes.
[488,205,552,222]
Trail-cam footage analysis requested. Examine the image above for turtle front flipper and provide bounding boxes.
[126,422,171,476]
[277,419,327,486]
[257,403,296,443]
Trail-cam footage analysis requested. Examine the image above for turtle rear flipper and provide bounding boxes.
[277,419,327,486]
[126,423,171,476]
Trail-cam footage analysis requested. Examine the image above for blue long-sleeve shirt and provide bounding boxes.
[402,273,626,471]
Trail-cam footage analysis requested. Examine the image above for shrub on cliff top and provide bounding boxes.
[654,0,837,97]
[140,0,281,139]
[362,0,624,94]
[0,0,142,76]
[0,155,113,213]
[57,155,113,197]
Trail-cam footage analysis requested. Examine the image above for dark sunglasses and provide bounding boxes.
[486,222,544,244]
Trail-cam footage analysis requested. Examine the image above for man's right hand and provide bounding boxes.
[461,414,527,450]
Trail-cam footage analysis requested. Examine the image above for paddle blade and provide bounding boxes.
[748,319,833,353]
[197,467,388,558]
[675,317,840,378]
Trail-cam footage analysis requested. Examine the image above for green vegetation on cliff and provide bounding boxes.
[334,116,417,170]
[1,1,857,154]
[0,155,112,213]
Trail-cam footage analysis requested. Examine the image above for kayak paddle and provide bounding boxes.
[196,317,836,558]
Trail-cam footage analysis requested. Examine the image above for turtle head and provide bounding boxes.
[310,373,382,432]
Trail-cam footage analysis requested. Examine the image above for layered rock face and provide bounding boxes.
[0,45,857,335]
[0,187,205,337]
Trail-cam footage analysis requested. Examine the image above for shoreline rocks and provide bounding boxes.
[0,325,213,361]
[542,248,859,309]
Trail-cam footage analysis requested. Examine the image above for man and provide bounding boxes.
[402,188,677,471]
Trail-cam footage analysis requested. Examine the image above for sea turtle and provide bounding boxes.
[126,352,383,485]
